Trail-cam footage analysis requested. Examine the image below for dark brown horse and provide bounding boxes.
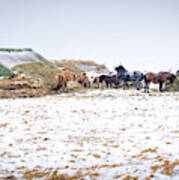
[144,72,176,93]
[95,75,120,88]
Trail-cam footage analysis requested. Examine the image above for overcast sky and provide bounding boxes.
[0,0,179,71]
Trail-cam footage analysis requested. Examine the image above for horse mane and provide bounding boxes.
[115,65,127,72]
[171,73,176,79]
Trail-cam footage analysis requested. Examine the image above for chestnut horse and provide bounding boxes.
[78,73,90,87]
[144,72,176,93]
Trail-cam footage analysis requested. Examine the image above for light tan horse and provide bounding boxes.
[55,69,76,91]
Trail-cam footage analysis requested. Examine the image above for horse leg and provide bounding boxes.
[107,81,110,88]
[144,76,150,93]
[144,82,150,93]
[105,81,108,88]
[97,80,100,88]
[96,78,100,88]
[123,80,128,90]
[144,78,147,93]
[63,82,68,92]
[159,82,163,92]
[126,82,129,89]
[54,84,60,91]
[136,80,141,91]
[115,79,120,88]
[107,81,111,88]
[147,82,150,93]
[55,82,63,92]
[132,80,136,88]
[83,82,87,88]
[123,80,126,90]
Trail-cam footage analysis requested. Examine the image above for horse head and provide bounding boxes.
[115,65,127,72]
[115,65,127,77]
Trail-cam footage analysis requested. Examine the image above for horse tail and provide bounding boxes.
[170,74,176,83]
[140,73,144,81]
[144,74,147,84]
[172,74,176,79]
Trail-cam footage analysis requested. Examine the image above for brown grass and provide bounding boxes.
[53,60,83,77]
[151,160,179,176]
[53,59,107,74]
[12,62,59,91]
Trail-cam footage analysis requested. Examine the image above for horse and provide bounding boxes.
[55,70,76,91]
[96,74,120,88]
[78,73,90,88]
[144,72,176,93]
[85,71,105,88]
[115,65,144,90]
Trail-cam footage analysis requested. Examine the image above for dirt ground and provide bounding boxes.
[0,89,179,180]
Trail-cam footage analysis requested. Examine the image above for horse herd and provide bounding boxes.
[55,65,178,93]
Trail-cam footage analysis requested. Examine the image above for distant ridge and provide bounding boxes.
[54,59,109,73]
[0,48,32,52]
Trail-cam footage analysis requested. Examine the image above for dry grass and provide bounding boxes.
[53,60,83,77]
[0,61,89,98]
[151,160,179,176]
[12,62,59,91]
[53,59,107,74]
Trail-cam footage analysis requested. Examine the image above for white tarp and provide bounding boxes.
[0,50,42,69]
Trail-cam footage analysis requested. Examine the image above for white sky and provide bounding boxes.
[0,0,179,72]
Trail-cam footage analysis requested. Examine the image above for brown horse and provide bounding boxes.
[55,70,76,91]
[78,73,90,87]
[144,72,176,93]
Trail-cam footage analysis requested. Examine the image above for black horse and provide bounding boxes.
[96,75,120,88]
[115,65,144,90]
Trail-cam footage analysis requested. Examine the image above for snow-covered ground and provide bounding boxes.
[0,89,179,179]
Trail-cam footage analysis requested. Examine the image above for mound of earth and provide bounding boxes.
[0,72,48,98]
[12,62,59,91]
